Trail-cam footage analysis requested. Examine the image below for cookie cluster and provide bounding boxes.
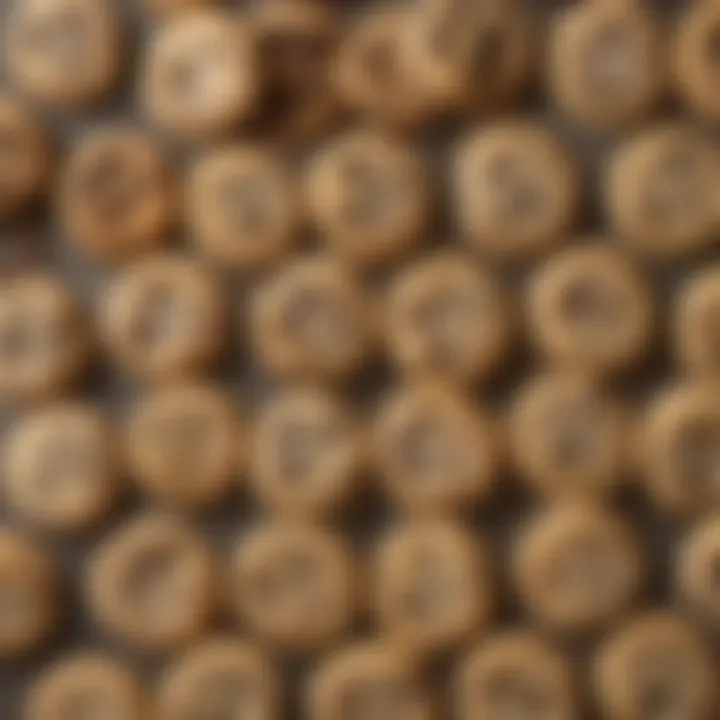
[1,0,720,718]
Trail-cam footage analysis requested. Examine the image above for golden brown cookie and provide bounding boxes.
[513,502,642,635]
[0,274,90,404]
[86,514,216,652]
[386,252,511,386]
[527,244,654,374]
[454,122,579,260]
[372,520,493,657]
[455,631,576,720]
[0,96,51,220]
[674,266,720,378]
[100,255,226,383]
[675,0,720,123]
[605,124,720,257]
[251,387,365,519]
[677,517,720,628]
[333,8,435,131]
[307,131,432,266]
[548,0,665,132]
[187,144,302,271]
[5,0,122,109]
[251,257,375,382]
[404,0,536,115]
[593,612,715,720]
[24,654,149,720]
[0,530,59,659]
[126,383,244,512]
[142,10,257,141]
[252,0,341,143]
[374,381,498,515]
[157,638,279,720]
[4,403,121,533]
[641,382,720,516]
[510,372,630,500]
[307,641,432,720]
[231,522,357,653]
[59,126,175,264]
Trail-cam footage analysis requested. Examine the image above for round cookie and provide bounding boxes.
[231,522,357,653]
[605,124,720,258]
[455,631,577,720]
[593,612,716,720]
[59,126,175,264]
[5,0,122,109]
[142,10,257,141]
[100,254,226,383]
[374,381,498,515]
[251,387,365,519]
[86,514,216,652]
[24,654,149,720]
[513,502,643,635]
[455,122,579,260]
[126,383,244,512]
[251,257,375,382]
[308,131,432,266]
[386,252,511,386]
[527,244,654,375]
[548,0,665,131]
[157,638,279,720]
[4,403,121,533]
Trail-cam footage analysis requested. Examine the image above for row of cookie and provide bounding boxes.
[3,375,719,530]
[7,0,720,142]
[20,607,718,720]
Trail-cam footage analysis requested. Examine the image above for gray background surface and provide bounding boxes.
[0,0,715,717]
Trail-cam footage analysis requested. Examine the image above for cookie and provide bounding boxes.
[455,631,576,720]
[142,10,257,141]
[677,517,720,628]
[675,0,720,122]
[593,612,715,720]
[251,387,364,519]
[605,124,720,257]
[455,122,579,260]
[374,381,498,515]
[5,0,122,109]
[548,0,665,131]
[187,144,302,271]
[386,252,511,386]
[0,96,51,220]
[0,274,90,404]
[674,266,720,378]
[126,382,244,512]
[157,638,279,720]
[0,530,59,659]
[86,514,216,652]
[510,372,630,500]
[372,520,493,656]
[59,126,175,264]
[307,641,432,720]
[513,502,642,635]
[308,131,432,266]
[333,8,435,131]
[527,244,654,374]
[4,403,120,533]
[251,257,374,382]
[641,381,720,516]
[252,0,341,143]
[231,522,357,652]
[404,0,536,114]
[100,255,226,382]
[24,654,148,720]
